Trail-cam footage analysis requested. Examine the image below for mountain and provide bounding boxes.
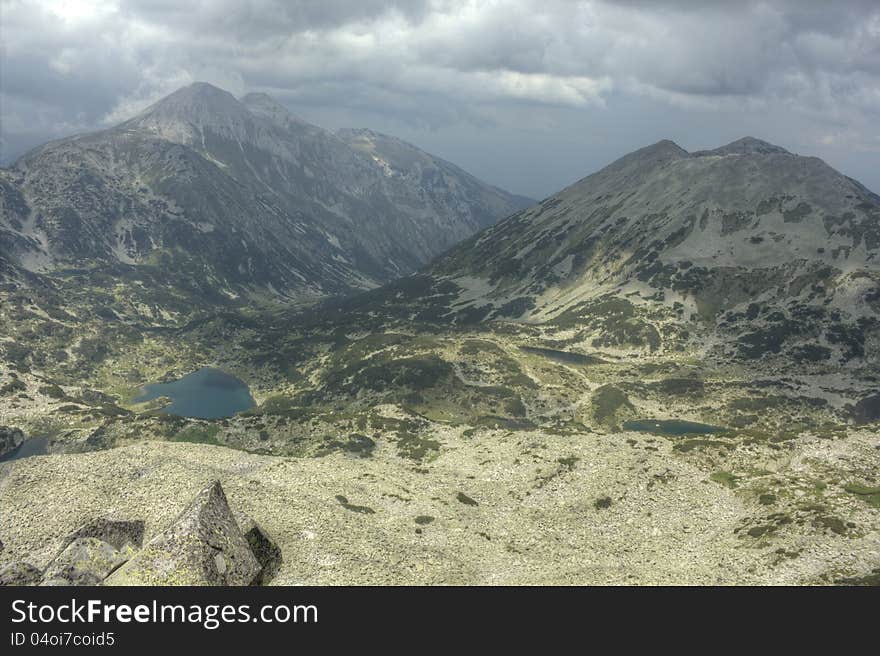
[2,135,879,587]
[0,82,531,298]
[337,127,534,234]
[351,137,879,369]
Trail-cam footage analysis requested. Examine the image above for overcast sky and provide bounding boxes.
[2,0,879,198]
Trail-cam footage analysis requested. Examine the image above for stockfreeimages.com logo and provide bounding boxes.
[11,598,318,631]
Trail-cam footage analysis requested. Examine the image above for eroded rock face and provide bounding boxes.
[41,537,134,586]
[0,561,42,586]
[0,426,24,459]
[235,512,282,585]
[105,481,261,586]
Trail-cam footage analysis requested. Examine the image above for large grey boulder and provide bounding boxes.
[105,481,261,586]
[0,426,24,459]
[235,512,282,585]
[41,538,134,586]
[0,561,42,586]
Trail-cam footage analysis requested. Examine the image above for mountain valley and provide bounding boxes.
[1,118,878,585]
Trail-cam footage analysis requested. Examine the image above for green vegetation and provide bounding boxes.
[456,492,478,506]
[710,471,739,489]
[844,483,880,508]
[170,424,221,445]
[591,384,633,428]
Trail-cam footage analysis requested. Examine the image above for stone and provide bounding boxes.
[105,480,260,586]
[0,426,25,459]
[60,517,145,552]
[235,512,282,585]
[0,561,42,586]
[41,537,133,586]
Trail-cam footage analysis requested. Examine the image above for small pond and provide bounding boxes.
[133,367,255,419]
[0,436,50,462]
[622,419,727,436]
[519,346,606,365]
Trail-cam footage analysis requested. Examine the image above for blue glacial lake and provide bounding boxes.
[622,419,727,436]
[133,367,255,419]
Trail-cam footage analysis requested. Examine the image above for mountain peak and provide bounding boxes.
[698,137,790,157]
[129,82,248,127]
[594,139,688,182]
[650,138,687,152]
[155,82,240,109]
[626,139,689,160]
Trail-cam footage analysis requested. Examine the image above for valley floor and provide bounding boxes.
[1,276,878,585]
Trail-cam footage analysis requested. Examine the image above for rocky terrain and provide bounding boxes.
[0,82,530,298]
[0,480,280,586]
[1,429,877,585]
[0,136,877,585]
[0,426,24,459]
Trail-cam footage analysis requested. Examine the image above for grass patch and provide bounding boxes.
[844,482,880,508]
[171,424,221,445]
[456,492,479,506]
[710,470,739,489]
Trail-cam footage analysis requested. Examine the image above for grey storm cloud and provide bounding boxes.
[1,0,879,197]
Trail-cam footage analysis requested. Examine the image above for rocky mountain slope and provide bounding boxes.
[351,138,880,371]
[1,136,877,586]
[0,82,531,298]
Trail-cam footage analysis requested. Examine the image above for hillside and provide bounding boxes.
[0,82,531,299]
[1,137,877,587]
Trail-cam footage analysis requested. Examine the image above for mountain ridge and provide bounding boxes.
[333,136,879,371]
[0,82,533,298]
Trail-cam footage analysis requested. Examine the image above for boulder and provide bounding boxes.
[41,537,133,586]
[0,561,42,586]
[105,480,260,586]
[235,512,282,584]
[0,426,25,459]
[60,517,145,552]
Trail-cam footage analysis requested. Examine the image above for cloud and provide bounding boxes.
[1,0,878,193]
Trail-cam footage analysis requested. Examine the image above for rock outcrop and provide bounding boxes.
[105,481,267,586]
[58,517,145,553]
[0,481,280,586]
[0,426,24,459]
[0,561,42,585]
[235,512,282,585]
[41,537,134,586]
